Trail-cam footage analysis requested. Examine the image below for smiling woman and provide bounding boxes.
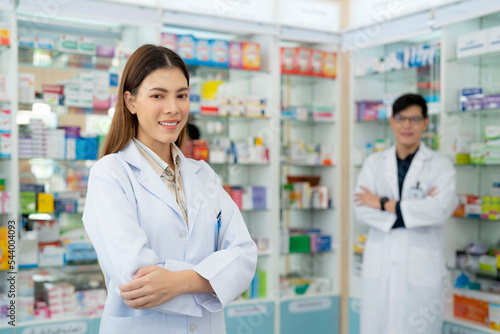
[82,44,257,334]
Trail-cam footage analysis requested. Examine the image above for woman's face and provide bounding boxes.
[125,67,189,155]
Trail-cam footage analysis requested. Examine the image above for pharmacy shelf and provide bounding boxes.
[229,298,274,306]
[355,119,390,124]
[279,291,338,302]
[187,64,270,75]
[281,73,336,81]
[210,162,271,167]
[448,266,499,281]
[354,65,433,79]
[281,207,335,211]
[18,46,125,71]
[451,216,500,222]
[17,315,102,328]
[454,163,500,167]
[192,115,269,121]
[281,163,335,167]
[281,250,335,256]
[444,315,499,334]
[446,50,500,64]
[447,108,500,116]
[281,119,336,126]
[20,264,101,273]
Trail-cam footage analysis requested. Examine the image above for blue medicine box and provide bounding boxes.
[65,243,98,262]
[76,136,99,160]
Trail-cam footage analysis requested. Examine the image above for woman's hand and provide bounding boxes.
[119,266,184,309]
[119,266,215,310]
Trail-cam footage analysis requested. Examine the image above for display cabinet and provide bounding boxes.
[441,10,500,333]
[0,0,18,332]
[7,1,160,331]
[278,35,341,334]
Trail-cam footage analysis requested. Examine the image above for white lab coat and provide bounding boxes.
[83,141,257,334]
[354,144,457,334]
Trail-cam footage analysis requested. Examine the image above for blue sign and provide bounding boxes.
[225,301,275,334]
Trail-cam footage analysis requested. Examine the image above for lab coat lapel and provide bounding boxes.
[119,141,185,220]
[383,145,399,200]
[402,143,431,197]
[179,155,205,229]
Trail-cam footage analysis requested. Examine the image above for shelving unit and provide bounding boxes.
[278,31,341,333]
[0,0,18,332]
[440,10,500,333]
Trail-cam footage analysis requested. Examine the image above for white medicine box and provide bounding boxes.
[488,26,500,53]
[457,30,488,58]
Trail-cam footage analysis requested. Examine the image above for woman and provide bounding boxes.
[83,44,257,333]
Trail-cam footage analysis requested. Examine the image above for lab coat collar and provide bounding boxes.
[382,143,432,200]
[119,140,198,223]
[178,149,206,230]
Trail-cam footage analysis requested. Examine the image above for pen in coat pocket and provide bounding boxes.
[214,210,221,251]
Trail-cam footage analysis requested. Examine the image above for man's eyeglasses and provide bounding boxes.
[393,114,425,125]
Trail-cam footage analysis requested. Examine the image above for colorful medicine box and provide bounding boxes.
[242,42,260,71]
[195,38,211,66]
[177,35,197,65]
[228,42,243,69]
[323,52,337,78]
[281,47,297,74]
[295,48,313,76]
[209,40,228,68]
[160,32,178,52]
[311,49,324,77]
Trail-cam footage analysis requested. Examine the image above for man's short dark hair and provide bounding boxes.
[392,94,428,118]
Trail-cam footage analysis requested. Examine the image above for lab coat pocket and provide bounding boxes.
[408,247,443,288]
[362,243,382,279]
[102,312,168,333]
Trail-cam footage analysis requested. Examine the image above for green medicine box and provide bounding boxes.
[289,235,310,253]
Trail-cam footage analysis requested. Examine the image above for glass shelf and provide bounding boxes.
[281,162,334,168]
[281,73,336,81]
[447,50,500,64]
[447,108,500,117]
[240,208,269,212]
[192,114,269,121]
[21,263,101,273]
[18,46,125,71]
[281,119,335,125]
[0,156,11,160]
[0,99,11,104]
[20,158,97,162]
[281,207,334,211]
[187,64,270,75]
[355,118,389,124]
[210,162,270,167]
[452,216,500,222]
[354,65,435,79]
[454,163,500,167]
[448,266,499,281]
[281,250,334,256]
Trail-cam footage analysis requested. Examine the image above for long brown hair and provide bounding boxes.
[100,44,190,158]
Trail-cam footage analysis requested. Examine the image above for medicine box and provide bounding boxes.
[228,42,243,69]
[195,38,211,66]
[177,35,197,65]
[210,40,228,68]
[295,48,312,76]
[457,30,488,58]
[242,42,260,71]
[488,26,500,53]
[281,47,297,74]
[160,32,178,52]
